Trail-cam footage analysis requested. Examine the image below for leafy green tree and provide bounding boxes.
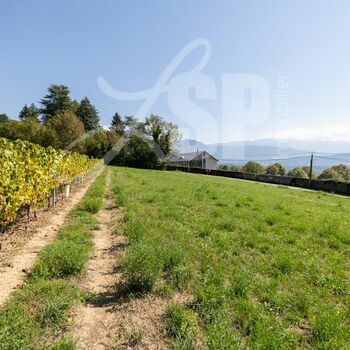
[113,134,158,168]
[71,99,80,114]
[287,167,308,178]
[0,120,56,147]
[124,115,145,136]
[301,166,317,179]
[105,129,119,150]
[330,164,349,181]
[76,97,100,132]
[318,168,343,181]
[111,112,125,136]
[243,161,265,174]
[144,114,181,157]
[47,111,84,150]
[82,129,119,159]
[266,163,286,176]
[0,114,9,123]
[318,165,349,182]
[19,103,40,122]
[84,130,108,158]
[40,84,72,123]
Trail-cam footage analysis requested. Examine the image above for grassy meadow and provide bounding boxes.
[111,166,350,349]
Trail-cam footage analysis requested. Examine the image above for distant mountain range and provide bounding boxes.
[179,139,350,173]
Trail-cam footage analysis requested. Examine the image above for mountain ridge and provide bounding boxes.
[180,138,350,156]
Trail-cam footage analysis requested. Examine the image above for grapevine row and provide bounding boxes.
[0,137,102,227]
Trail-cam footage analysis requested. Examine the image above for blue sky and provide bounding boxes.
[1,0,350,143]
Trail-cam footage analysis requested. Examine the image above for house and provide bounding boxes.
[168,151,218,170]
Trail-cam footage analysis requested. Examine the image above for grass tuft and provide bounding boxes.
[164,304,199,349]
[123,240,163,293]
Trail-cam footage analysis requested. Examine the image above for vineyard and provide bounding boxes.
[0,137,101,227]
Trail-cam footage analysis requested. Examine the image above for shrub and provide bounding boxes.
[243,161,265,174]
[319,168,344,181]
[266,163,286,176]
[287,167,308,178]
[302,166,317,179]
[331,164,350,181]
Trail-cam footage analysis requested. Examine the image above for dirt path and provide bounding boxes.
[0,172,100,307]
[72,170,170,350]
[72,171,123,349]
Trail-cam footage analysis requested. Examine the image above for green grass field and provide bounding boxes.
[111,166,350,349]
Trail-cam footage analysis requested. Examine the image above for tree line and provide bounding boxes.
[219,161,350,182]
[0,84,180,168]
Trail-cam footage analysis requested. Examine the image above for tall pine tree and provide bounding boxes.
[111,112,125,136]
[19,103,40,122]
[40,84,72,123]
[76,97,100,132]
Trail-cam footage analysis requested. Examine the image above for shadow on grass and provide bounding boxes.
[104,241,126,253]
[84,281,146,310]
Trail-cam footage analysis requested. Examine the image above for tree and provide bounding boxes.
[219,165,229,170]
[266,163,286,176]
[47,111,84,150]
[243,161,265,174]
[112,134,158,168]
[40,84,72,123]
[19,103,40,122]
[105,129,119,150]
[0,114,9,123]
[76,97,100,132]
[287,167,308,178]
[331,164,349,181]
[231,165,243,172]
[71,99,80,114]
[318,168,343,181]
[0,120,56,147]
[124,115,145,136]
[144,114,181,157]
[84,130,109,158]
[302,166,317,179]
[111,112,125,136]
[318,164,349,182]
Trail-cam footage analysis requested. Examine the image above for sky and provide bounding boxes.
[1,0,350,144]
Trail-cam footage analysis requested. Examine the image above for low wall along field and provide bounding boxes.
[166,165,350,196]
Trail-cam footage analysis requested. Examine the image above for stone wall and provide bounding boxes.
[166,165,350,196]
